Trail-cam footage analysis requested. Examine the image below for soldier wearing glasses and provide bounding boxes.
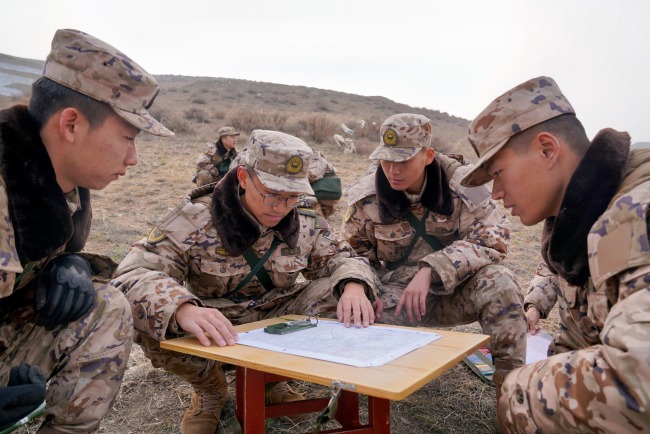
[112,129,377,434]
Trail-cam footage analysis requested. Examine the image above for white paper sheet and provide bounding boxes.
[526,331,553,364]
[237,320,441,367]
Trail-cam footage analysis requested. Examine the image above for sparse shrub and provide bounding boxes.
[306,114,336,144]
[213,109,226,120]
[354,138,377,156]
[316,102,330,112]
[230,109,258,132]
[184,107,211,123]
[191,97,206,105]
[148,107,191,134]
[270,112,288,130]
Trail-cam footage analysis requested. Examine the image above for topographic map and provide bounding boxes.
[237,320,441,367]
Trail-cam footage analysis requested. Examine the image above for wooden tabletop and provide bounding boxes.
[161,316,489,401]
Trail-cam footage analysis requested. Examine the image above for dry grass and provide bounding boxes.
[4,65,557,434]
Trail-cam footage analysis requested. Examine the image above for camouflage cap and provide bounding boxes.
[218,126,240,137]
[43,29,173,137]
[460,76,575,187]
[244,130,314,195]
[369,113,432,162]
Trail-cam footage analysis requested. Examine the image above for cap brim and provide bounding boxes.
[460,137,509,187]
[369,145,422,162]
[112,107,174,137]
[254,169,314,195]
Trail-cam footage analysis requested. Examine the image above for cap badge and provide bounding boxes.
[383,129,398,146]
[286,156,304,174]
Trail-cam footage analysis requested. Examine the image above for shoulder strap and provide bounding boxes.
[223,237,280,299]
[405,211,445,252]
[387,210,444,269]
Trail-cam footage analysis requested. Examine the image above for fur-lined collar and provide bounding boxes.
[542,128,630,285]
[0,105,91,263]
[211,169,300,256]
[376,158,454,224]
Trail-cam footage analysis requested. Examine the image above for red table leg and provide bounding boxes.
[234,367,391,434]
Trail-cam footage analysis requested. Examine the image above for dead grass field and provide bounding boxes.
[3,66,556,434]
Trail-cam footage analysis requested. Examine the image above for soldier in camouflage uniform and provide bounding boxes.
[193,126,240,187]
[0,29,173,433]
[231,148,342,218]
[340,113,527,400]
[112,130,377,434]
[462,76,650,433]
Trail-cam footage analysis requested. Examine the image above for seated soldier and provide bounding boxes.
[340,113,527,401]
[193,126,240,186]
[112,130,377,434]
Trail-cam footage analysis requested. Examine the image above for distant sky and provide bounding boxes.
[1,0,649,141]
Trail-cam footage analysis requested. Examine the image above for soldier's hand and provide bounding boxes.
[396,267,432,322]
[526,306,541,335]
[34,254,95,331]
[175,303,238,347]
[337,281,374,328]
[0,364,46,431]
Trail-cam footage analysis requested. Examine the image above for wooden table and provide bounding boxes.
[161,316,489,433]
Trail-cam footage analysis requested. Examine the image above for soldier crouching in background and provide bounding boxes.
[193,126,240,187]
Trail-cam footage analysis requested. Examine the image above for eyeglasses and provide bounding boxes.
[246,171,303,208]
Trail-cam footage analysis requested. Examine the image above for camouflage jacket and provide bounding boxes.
[113,168,376,341]
[194,140,237,182]
[340,153,511,295]
[522,129,650,427]
[0,106,92,300]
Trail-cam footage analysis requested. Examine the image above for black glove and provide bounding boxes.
[0,364,46,430]
[34,254,95,331]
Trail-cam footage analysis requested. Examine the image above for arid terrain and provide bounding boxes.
[1,53,553,434]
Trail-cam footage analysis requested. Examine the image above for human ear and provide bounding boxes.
[58,108,82,143]
[424,147,435,164]
[536,132,560,168]
[237,166,248,188]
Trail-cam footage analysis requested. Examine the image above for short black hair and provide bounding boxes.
[28,77,113,130]
[508,114,590,157]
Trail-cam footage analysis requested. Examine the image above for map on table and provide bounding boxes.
[237,320,441,367]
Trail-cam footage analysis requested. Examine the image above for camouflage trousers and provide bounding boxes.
[194,169,218,188]
[137,277,337,384]
[0,283,133,433]
[377,264,526,367]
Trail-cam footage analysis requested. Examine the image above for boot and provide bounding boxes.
[493,360,524,433]
[182,365,228,434]
[265,381,305,405]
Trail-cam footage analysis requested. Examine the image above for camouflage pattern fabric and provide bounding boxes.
[0,182,132,431]
[194,141,237,187]
[135,277,337,383]
[499,148,650,433]
[43,29,172,137]
[0,280,132,432]
[341,153,527,368]
[523,262,560,319]
[111,187,375,380]
[461,76,575,187]
[232,148,340,218]
[369,113,432,162]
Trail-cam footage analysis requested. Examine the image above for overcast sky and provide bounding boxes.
[1,0,648,142]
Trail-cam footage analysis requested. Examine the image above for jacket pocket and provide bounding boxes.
[374,222,413,263]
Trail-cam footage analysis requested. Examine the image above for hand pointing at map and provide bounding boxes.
[337,281,377,328]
